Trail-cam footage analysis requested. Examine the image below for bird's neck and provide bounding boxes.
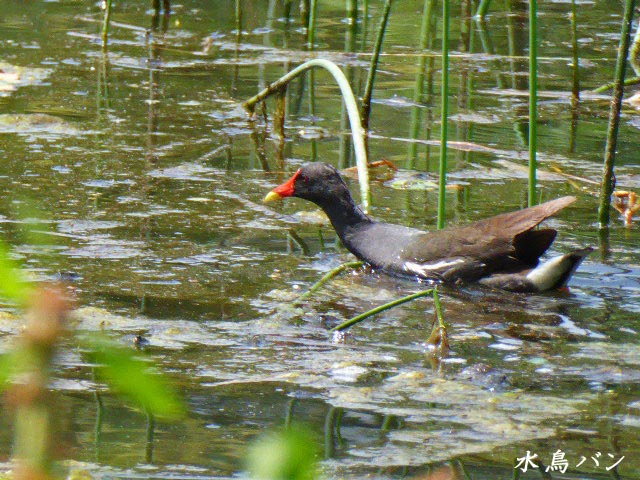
[315,191,371,237]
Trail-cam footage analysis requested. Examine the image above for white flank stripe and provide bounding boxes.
[403,258,465,276]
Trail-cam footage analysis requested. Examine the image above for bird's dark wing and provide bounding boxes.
[399,196,576,280]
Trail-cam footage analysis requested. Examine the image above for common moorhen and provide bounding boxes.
[264,163,591,292]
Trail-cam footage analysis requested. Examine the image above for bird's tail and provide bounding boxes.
[524,247,593,292]
[478,247,593,292]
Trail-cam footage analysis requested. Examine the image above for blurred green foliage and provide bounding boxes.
[246,425,319,480]
[81,334,185,420]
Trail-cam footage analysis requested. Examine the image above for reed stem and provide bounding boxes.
[101,0,113,48]
[474,0,491,19]
[296,261,363,302]
[361,0,369,51]
[408,0,437,167]
[245,59,371,209]
[437,0,451,230]
[528,0,538,207]
[235,0,242,35]
[307,0,318,49]
[570,0,580,99]
[598,0,636,227]
[593,75,640,93]
[361,0,393,131]
[331,289,435,332]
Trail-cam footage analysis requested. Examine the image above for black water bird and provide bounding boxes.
[264,162,591,292]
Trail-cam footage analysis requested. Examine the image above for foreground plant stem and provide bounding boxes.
[330,288,435,332]
[244,59,371,211]
[11,289,69,480]
[598,0,636,227]
[295,261,364,303]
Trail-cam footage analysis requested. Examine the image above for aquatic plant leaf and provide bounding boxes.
[79,334,185,420]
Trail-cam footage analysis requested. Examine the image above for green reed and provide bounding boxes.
[330,289,436,332]
[570,0,579,99]
[101,0,113,48]
[437,0,451,230]
[235,0,242,36]
[307,0,318,49]
[299,0,310,29]
[362,0,370,50]
[408,0,437,167]
[361,0,394,132]
[598,0,636,227]
[338,1,359,169]
[295,261,364,303]
[475,0,491,19]
[245,59,371,209]
[528,0,538,207]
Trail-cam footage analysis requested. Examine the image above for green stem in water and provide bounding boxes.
[598,0,636,227]
[528,0,538,207]
[432,286,445,329]
[296,261,363,302]
[474,0,491,18]
[244,59,371,211]
[361,0,369,52]
[331,289,435,332]
[307,0,318,49]
[102,0,113,49]
[593,75,640,93]
[426,286,449,351]
[361,0,393,132]
[408,0,436,168]
[437,0,450,230]
[235,0,242,35]
[570,0,579,99]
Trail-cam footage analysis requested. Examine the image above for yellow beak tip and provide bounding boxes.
[263,191,283,203]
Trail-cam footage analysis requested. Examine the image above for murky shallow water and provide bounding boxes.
[0,0,639,478]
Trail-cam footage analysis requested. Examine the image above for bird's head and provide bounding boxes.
[263,162,350,206]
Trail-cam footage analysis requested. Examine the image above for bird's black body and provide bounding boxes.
[265,163,591,292]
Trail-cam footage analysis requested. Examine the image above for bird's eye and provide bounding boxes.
[301,175,309,183]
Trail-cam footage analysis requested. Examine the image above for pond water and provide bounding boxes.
[0,0,639,478]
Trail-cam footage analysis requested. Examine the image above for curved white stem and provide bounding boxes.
[245,59,370,211]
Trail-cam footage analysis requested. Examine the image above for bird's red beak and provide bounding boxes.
[263,169,301,203]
